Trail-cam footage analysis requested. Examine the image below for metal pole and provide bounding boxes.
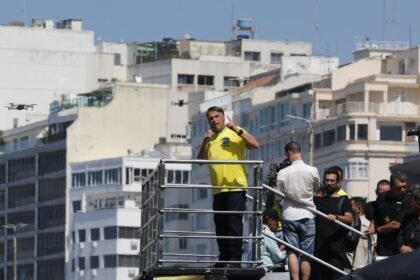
[13,231,17,280]
[309,126,314,166]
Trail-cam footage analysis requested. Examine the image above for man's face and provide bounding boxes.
[391,179,407,199]
[267,218,278,232]
[376,183,391,195]
[207,110,225,133]
[351,200,357,213]
[324,173,339,195]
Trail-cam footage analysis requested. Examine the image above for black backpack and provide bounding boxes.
[338,196,361,252]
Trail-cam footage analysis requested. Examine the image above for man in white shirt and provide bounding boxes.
[276,141,320,280]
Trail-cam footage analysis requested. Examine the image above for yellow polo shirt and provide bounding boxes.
[337,188,348,197]
[207,127,247,195]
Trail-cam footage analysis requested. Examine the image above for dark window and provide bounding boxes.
[38,205,65,229]
[118,255,140,267]
[8,210,34,232]
[72,231,75,244]
[177,74,194,85]
[270,52,283,64]
[380,125,402,141]
[72,259,75,272]
[179,238,187,249]
[314,133,322,148]
[7,237,33,260]
[78,229,86,243]
[91,228,100,241]
[224,76,240,87]
[39,177,65,202]
[38,150,66,175]
[175,170,182,183]
[104,226,117,239]
[197,75,214,86]
[72,200,81,213]
[358,124,368,140]
[88,170,102,186]
[0,190,4,210]
[90,256,99,269]
[78,257,85,270]
[38,231,64,257]
[182,171,189,184]
[349,124,355,140]
[71,173,86,188]
[244,51,260,61]
[323,129,335,146]
[114,53,121,65]
[0,165,6,184]
[8,184,35,208]
[16,264,34,280]
[197,188,207,199]
[337,125,346,142]
[37,258,64,280]
[119,227,140,239]
[104,255,117,268]
[167,170,174,183]
[8,157,35,182]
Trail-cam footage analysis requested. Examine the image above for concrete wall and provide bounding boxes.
[66,83,170,163]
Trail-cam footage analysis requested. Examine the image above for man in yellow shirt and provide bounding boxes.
[198,106,259,267]
[327,166,348,197]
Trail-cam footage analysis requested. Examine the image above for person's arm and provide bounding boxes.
[398,225,413,253]
[226,116,259,149]
[265,233,286,263]
[328,212,353,224]
[312,168,320,193]
[197,129,214,159]
[376,221,401,233]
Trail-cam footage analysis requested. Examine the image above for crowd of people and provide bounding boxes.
[198,106,419,279]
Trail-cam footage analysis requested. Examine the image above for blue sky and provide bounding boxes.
[1,0,420,63]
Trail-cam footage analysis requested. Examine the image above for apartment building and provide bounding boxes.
[245,45,420,200]
[0,18,135,130]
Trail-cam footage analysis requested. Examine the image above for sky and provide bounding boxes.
[1,0,420,63]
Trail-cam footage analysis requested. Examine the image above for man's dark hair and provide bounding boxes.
[327,166,344,182]
[263,208,279,224]
[351,197,366,212]
[390,171,408,187]
[323,169,340,182]
[376,179,390,190]
[284,141,301,154]
[412,188,420,204]
[206,106,224,117]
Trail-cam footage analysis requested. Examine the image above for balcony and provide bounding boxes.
[317,102,379,119]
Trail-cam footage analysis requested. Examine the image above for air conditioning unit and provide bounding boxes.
[128,269,136,278]
[79,243,84,249]
[130,241,138,250]
[91,241,98,248]
[91,269,97,276]
[78,270,84,276]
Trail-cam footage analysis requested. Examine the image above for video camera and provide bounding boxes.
[266,158,292,184]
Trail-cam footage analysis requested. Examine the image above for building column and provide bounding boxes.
[382,89,388,115]
[364,88,370,112]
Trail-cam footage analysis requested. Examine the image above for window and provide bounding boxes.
[72,200,81,213]
[39,177,66,202]
[38,232,64,257]
[349,124,355,140]
[78,229,86,243]
[90,256,99,269]
[357,124,368,140]
[118,255,140,267]
[270,52,283,64]
[195,213,207,230]
[178,74,194,85]
[88,170,102,186]
[398,59,406,74]
[224,76,240,87]
[179,238,188,250]
[72,231,75,244]
[72,173,86,188]
[337,125,346,142]
[91,228,100,241]
[380,125,402,141]
[114,53,121,65]
[38,205,65,229]
[345,162,368,179]
[72,259,75,272]
[323,130,335,146]
[78,257,85,270]
[197,75,214,86]
[182,171,189,184]
[104,255,117,268]
[37,258,64,279]
[8,184,35,208]
[105,168,121,184]
[104,226,117,239]
[303,103,312,119]
[119,227,140,239]
[38,150,66,175]
[197,188,207,199]
[315,133,322,148]
[244,51,260,61]
[8,157,35,182]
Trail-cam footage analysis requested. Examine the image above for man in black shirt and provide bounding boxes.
[365,179,391,221]
[314,168,353,280]
[399,188,420,253]
[366,172,411,256]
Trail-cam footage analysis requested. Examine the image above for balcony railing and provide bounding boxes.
[317,102,380,119]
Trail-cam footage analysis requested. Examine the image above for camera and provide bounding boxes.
[266,158,292,184]
[407,127,420,137]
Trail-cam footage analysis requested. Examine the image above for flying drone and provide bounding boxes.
[5,103,37,110]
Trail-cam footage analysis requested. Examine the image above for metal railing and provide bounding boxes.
[139,159,372,278]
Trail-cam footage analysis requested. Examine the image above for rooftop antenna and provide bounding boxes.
[314,0,320,55]
[383,0,388,40]
[392,0,397,41]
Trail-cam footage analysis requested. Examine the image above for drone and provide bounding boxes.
[171,99,191,107]
[5,103,37,110]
